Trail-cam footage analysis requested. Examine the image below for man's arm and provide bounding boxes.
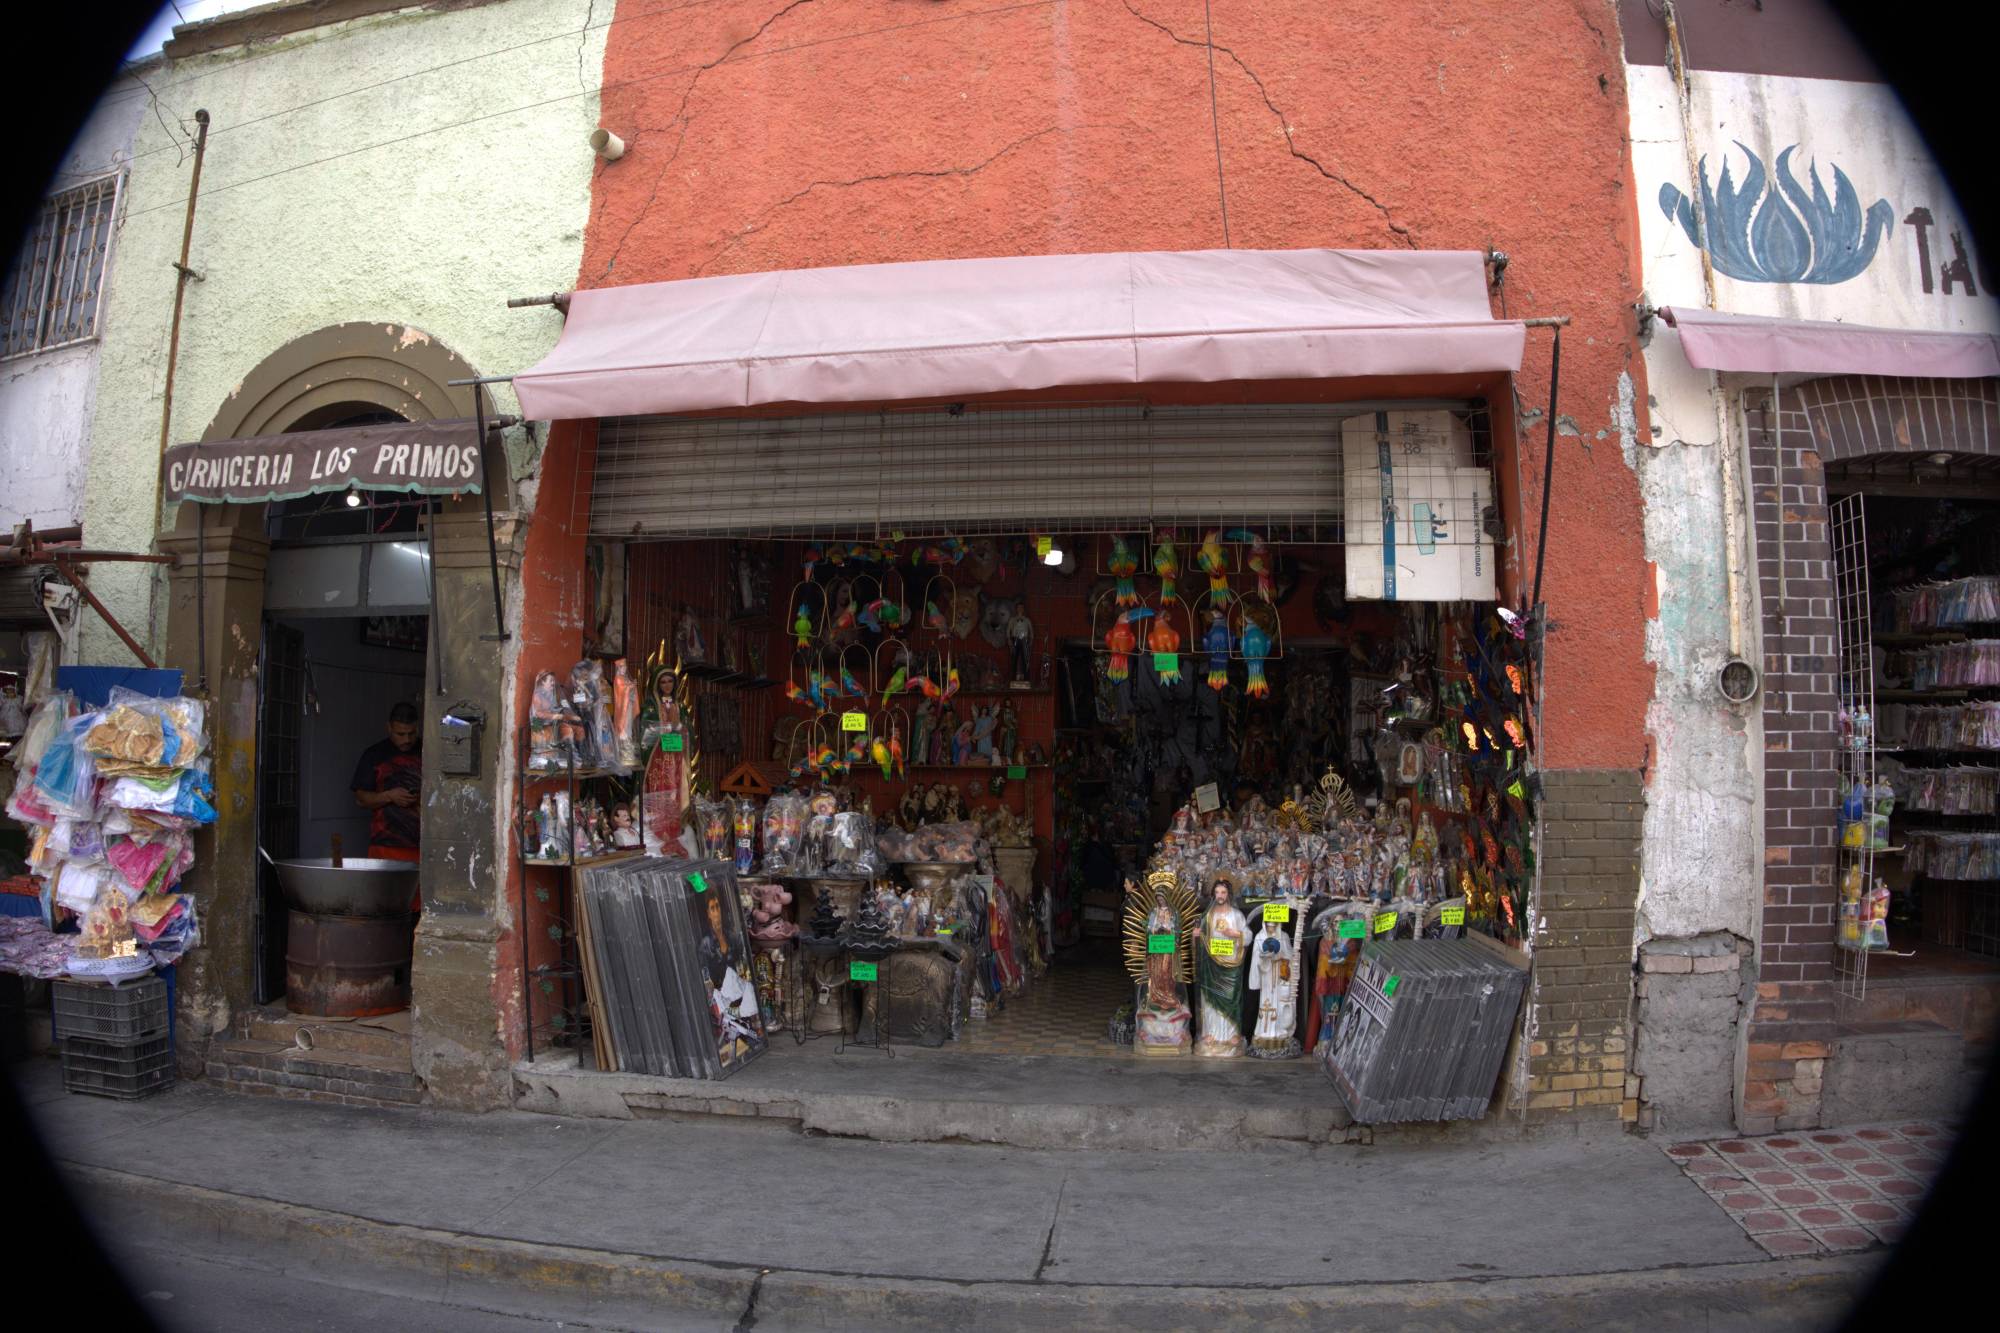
[355,786,415,810]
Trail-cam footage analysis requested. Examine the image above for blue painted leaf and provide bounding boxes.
[1750,175,1811,282]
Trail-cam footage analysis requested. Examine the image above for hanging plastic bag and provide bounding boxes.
[33,712,102,820]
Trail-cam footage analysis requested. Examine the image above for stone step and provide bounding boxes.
[1822,1019,1971,1126]
[208,1037,423,1106]
[240,1008,412,1060]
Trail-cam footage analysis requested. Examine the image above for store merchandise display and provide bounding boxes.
[3,688,212,979]
[1892,574,2000,630]
[1909,640,2000,690]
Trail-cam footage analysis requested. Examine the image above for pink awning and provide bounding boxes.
[513,249,1524,420]
[1661,306,2000,378]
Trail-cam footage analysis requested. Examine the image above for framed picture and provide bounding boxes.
[360,615,427,653]
[728,542,771,619]
[585,543,626,658]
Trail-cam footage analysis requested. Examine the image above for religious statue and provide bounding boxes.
[1008,605,1034,684]
[1122,870,1197,1057]
[1246,900,1303,1058]
[997,701,1018,765]
[972,704,997,761]
[1193,878,1250,1057]
[935,705,959,765]
[952,716,974,766]
[913,698,937,775]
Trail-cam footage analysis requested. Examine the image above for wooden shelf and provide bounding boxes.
[523,766,630,782]
[905,763,1050,771]
[524,851,645,868]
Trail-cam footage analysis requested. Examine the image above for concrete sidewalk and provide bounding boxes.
[15,1058,1880,1330]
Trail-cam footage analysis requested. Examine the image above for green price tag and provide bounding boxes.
[1147,932,1176,954]
[1337,920,1366,940]
[936,927,953,937]
[1373,911,1397,935]
[1383,974,1401,997]
[689,872,708,894]
[1035,536,1053,558]
[1153,652,1176,672]
[1208,937,1237,960]
[841,711,867,732]
[1006,765,1027,780]
[662,732,685,752]
[849,961,878,982]
[1506,779,1525,799]
[1263,903,1291,923]
[1441,905,1465,926]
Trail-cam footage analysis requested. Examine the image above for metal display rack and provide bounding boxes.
[1831,495,1878,1005]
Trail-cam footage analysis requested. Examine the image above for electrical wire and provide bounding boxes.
[1201,0,1229,248]
[114,0,1061,223]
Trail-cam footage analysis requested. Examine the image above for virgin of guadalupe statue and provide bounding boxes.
[1193,878,1250,1057]
[1121,870,1197,1056]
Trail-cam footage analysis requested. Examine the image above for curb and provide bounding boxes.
[69,1163,1876,1331]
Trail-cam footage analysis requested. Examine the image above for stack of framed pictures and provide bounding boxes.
[576,857,767,1078]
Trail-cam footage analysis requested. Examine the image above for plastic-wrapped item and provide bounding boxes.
[569,660,613,770]
[831,810,878,875]
[612,659,641,772]
[106,765,216,825]
[1863,881,1891,950]
[694,798,730,859]
[34,712,102,820]
[9,692,71,779]
[759,794,806,874]
[732,799,758,874]
[528,671,566,771]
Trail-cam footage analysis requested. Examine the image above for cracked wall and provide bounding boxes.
[585,0,1658,772]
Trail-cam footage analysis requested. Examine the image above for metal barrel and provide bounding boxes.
[284,910,416,1017]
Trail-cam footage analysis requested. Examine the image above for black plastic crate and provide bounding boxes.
[52,975,169,1043]
[62,1034,176,1100]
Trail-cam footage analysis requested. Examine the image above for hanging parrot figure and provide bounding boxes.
[881,661,908,703]
[880,600,908,632]
[807,669,832,709]
[872,735,893,780]
[1228,529,1274,602]
[1196,529,1230,604]
[846,733,869,772]
[910,671,941,700]
[1149,613,1182,683]
[802,543,823,581]
[1105,607,1153,682]
[1202,606,1231,690]
[1108,534,1140,608]
[840,664,865,697]
[889,724,905,777]
[943,664,961,700]
[783,680,808,706]
[925,600,948,633]
[1152,531,1181,604]
[793,604,814,649]
[831,599,857,635]
[1242,616,1271,699]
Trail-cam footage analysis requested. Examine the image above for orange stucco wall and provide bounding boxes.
[575,0,1654,772]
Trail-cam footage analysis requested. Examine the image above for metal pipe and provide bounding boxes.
[476,399,509,641]
[1531,328,1562,614]
[52,561,157,668]
[1521,316,1571,328]
[425,494,447,697]
[0,549,176,566]
[160,110,213,693]
[506,293,570,311]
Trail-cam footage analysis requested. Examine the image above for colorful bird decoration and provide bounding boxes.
[1105,607,1153,682]
[1202,606,1231,690]
[1228,529,1273,602]
[881,662,907,703]
[1148,613,1182,684]
[831,600,857,635]
[1196,529,1230,604]
[1152,532,1180,604]
[1109,535,1140,608]
[911,672,942,700]
[802,544,823,581]
[846,735,869,774]
[1242,616,1271,699]
[925,600,948,633]
[793,605,814,649]
[783,680,808,706]
[872,735,892,780]
[806,668,833,709]
[839,664,865,697]
[943,664,961,700]
[889,725,905,777]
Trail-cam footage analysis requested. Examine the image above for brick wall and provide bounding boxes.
[1526,769,1643,1124]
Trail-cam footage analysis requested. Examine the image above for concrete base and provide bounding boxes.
[1822,1020,1978,1126]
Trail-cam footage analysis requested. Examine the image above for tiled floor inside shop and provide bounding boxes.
[1665,1121,1953,1256]
[952,958,1135,1058]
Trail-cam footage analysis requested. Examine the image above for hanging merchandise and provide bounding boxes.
[1202,605,1231,690]
[1892,575,2000,631]
[1152,530,1181,605]
[1195,529,1231,603]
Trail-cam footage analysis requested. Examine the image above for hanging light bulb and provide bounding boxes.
[1042,540,1064,567]
[344,487,362,508]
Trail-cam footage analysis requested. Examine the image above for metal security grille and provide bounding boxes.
[0,173,120,360]
[586,401,1488,543]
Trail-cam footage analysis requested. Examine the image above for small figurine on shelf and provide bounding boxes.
[952,715,974,766]
[1009,605,1034,685]
[973,704,997,761]
[675,606,709,664]
[611,803,642,848]
[528,670,564,771]
[998,701,1018,763]
[1203,606,1231,691]
[611,659,640,771]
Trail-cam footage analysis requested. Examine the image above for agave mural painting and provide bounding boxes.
[1659,143,1895,284]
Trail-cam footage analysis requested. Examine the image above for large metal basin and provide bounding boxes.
[273,858,419,917]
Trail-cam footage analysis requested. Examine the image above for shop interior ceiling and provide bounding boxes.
[583,400,1492,543]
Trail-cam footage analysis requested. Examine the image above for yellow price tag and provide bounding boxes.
[1263,903,1291,923]
[1441,906,1465,926]
[841,711,867,732]
[1208,936,1237,960]
[1035,536,1053,558]
[1373,911,1397,935]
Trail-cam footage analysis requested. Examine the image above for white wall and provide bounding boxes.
[1625,63,2000,946]
[0,73,150,532]
[78,0,603,661]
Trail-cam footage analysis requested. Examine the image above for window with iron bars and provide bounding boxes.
[1,172,121,360]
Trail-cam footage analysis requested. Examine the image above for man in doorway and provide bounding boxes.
[352,701,423,864]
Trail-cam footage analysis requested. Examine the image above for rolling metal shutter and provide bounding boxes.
[589,401,1483,542]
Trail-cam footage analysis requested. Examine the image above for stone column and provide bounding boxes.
[410,499,523,1110]
[157,506,269,1076]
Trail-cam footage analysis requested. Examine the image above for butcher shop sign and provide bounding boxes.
[162,418,483,504]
